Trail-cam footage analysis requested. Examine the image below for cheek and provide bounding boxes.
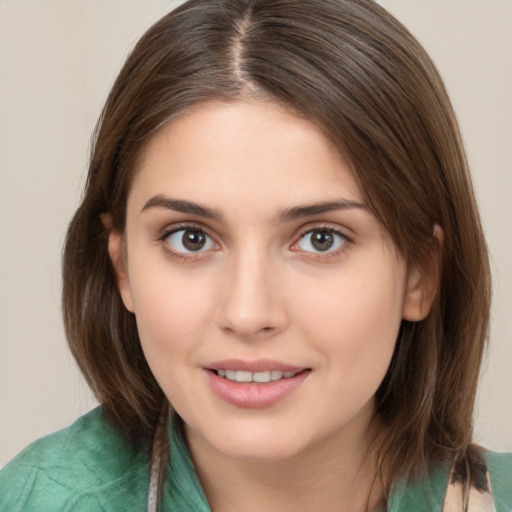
[128,270,217,415]
[298,263,406,376]
[127,265,216,367]
[297,273,404,427]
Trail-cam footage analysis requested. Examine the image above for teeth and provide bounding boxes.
[216,369,299,383]
[270,370,284,381]
[236,371,252,382]
[253,371,271,383]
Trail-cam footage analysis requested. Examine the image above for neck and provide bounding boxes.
[186,416,388,512]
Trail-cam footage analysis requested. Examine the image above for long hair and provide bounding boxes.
[62,0,491,497]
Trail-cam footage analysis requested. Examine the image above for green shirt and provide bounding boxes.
[1,408,511,511]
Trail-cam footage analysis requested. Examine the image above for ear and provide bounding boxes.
[402,225,443,322]
[102,214,135,313]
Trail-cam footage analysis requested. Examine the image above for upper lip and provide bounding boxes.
[205,359,307,372]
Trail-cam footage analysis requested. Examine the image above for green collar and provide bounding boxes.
[388,463,450,512]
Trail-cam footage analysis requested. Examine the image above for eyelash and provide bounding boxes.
[158,224,218,262]
[157,224,352,262]
[292,226,352,261]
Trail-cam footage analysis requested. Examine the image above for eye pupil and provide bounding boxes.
[182,230,206,251]
[311,230,334,251]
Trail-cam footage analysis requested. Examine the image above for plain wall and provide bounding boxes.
[1,0,511,465]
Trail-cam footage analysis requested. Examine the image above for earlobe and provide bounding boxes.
[402,224,443,322]
[106,224,135,313]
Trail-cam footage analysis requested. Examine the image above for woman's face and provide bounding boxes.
[111,100,426,462]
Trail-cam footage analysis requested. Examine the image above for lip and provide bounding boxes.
[204,363,311,409]
[206,359,305,373]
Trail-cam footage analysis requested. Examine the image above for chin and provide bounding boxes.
[186,417,312,462]
[218,436,306,462]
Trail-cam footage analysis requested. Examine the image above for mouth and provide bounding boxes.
[205,364,311,408]
[213,368,304,383]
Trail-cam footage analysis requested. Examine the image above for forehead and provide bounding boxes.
[128,100,363,215]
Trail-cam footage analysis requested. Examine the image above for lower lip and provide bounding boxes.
[205,369,310,409]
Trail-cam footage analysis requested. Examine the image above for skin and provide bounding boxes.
[109,100,434,511]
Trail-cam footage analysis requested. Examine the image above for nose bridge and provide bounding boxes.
[216,241,285,337]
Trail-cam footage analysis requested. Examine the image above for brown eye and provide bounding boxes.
[297,228,345,253]
[182,230,206,250]
[166,228,215,253]
[311,230,334,251]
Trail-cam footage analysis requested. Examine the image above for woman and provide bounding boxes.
[1,1,510,510]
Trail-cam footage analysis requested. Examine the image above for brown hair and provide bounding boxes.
[62,0,491,497]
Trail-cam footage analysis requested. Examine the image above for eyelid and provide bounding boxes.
[158,222,220,257]
[290,224,353,257]
[156,221,352,261]
[295,223,353,243]
[158,221,215,239]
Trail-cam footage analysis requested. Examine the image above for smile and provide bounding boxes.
[206,367,311,409]
[216,369,300,383]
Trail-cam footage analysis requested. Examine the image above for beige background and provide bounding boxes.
[0,1,511,466]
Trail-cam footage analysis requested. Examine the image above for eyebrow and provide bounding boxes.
[141,195,365,222]
[141,195,224,221]
[278,199,366,222]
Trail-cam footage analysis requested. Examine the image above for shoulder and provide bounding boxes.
[388,450,512,512]
[485,450,512,510]
[0,407,150,511]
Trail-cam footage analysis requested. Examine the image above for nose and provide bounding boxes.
[215,248,288,339]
